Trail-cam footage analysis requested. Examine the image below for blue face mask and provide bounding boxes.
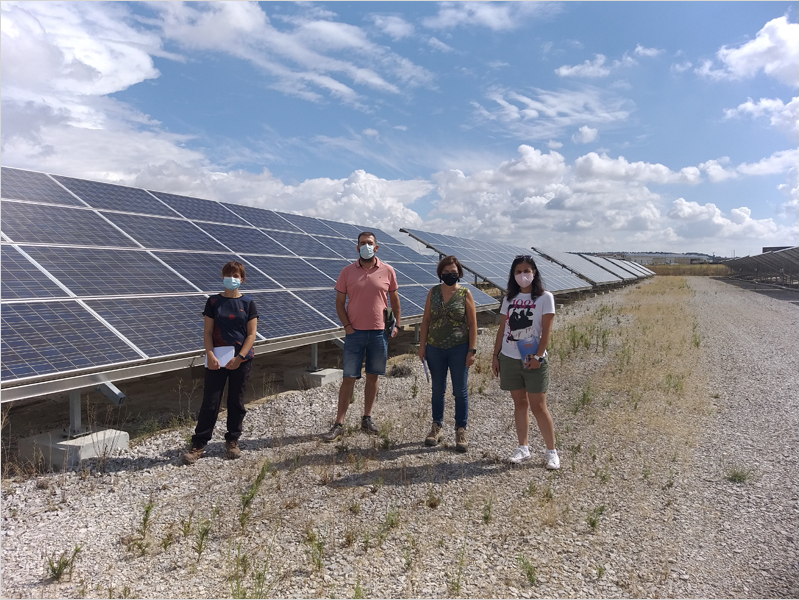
[359,243,375,260]
[223,277,241,290]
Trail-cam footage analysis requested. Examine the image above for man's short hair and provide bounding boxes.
[357,231,377,244]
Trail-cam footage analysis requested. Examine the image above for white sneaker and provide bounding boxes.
[509,446,531,464]
[545,449,560,470]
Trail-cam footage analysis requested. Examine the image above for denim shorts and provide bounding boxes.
[342,329,388,378]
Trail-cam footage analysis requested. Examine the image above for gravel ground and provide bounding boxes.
[1,276,797,599]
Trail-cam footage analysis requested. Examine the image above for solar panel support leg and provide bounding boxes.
[308,343,321,372]
[414,324,420,344]
[68,390,83,438]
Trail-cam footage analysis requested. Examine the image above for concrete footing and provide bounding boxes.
[18,428,129,470]
[284,368,343,390]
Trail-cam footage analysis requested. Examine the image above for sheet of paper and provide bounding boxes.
[205,346,236,368]
[421,357,430,383]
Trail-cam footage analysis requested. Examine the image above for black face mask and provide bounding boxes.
[441,273,460,287]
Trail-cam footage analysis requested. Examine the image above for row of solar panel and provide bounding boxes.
[0,200,436,264]
[1,167,401,239]
[0,244,451,300]
[0,283,495,382]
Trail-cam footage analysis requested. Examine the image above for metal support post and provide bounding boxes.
[68,389,83,438]
[414,324,420,344]
[309,343,320,372]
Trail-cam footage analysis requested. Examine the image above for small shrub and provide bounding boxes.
[194,519,212,559]
[354,576,365,599]
[482,497,493,524]
[517,554,537,586]
[587,505,605,531]
[726,465,753,484]
[388,363,413,378]
[46,545,81,582]
[426,487,441,509]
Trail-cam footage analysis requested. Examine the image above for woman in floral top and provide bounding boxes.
[418,256,478,451]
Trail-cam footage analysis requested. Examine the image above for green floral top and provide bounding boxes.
[427,285,469,349]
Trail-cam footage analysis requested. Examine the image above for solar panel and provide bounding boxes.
[534,248,621,285]
[402,228,592,294]
[605,257,645,278]
[193,222,292,255]
[278,212,342,237]
[312,236,357,260]
[1,301,142,381]
[149,191,249,225]
[1,167,85,206]
[241,255,337,290]
[101,213,227,252]
[246,291,339,339]
[462,283,500,306]
[21,246,199,297]
[261,229,345,259]
[154,252,280,291]
[618,260,651,277]
[53,175,179,217]
[580,255,637,280]
[1,201,138,248]
[396,285,429,315]
[298,289,341,323]
[318,219,363,239]
[85,296,206,359]
[221,203,301,232]
[0,245,67,299]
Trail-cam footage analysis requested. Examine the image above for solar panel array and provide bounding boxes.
[402,229,592,293]
[1,167,497,386]
[579,255,639,281]
[533,248,622,285]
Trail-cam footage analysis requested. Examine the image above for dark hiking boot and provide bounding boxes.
[224,440,242,459]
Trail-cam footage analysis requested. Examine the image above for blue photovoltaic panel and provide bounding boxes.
[242,255,336,289]
[246,291,338,339]
[606,257,644,278]
[580,255,637,280]
[629,261,655,275]
[0,301,142,381]
[154,252,279,291]
[318,219,363,239]
[461,283,500,306]
[149,191,249,225]
[102,213,227,252]
[311,236,357,260]
[386,243,436,263]
[535,248,621,285]
[22,246,198,297]
[1,201,138,248]
[297,289,341,324]
[387,264,421,286]
[262,229,343,259]
[1,167,84,206]
[86,296,206,359]
[392,262,439,285]
[397,285,429,315]
[370,245,409,263]
[0,245,66,299]
[194,222,292,256]
[53,175,178,217]
[221,203,301,232]
[620,260,652,277]
[278,212,342,237]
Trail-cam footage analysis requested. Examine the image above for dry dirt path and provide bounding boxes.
[1,276,797,599]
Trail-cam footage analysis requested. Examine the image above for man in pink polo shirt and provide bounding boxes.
[321,231,402,442]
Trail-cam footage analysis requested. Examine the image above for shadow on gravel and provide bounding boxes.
[715,277,799,304]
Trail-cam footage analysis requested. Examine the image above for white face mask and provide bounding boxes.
[359,243,375,259]
[515,272,534,288]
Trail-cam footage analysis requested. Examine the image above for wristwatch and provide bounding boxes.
[532,354,544,363]
[468,348,477,355]
[237,353,247,361]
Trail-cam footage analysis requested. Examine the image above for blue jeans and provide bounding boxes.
[426,342,469,429]
[342,329,388,378]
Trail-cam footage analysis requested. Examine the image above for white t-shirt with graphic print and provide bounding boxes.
[499,291,555,359]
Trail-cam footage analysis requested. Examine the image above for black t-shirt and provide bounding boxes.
[203,294,259,360]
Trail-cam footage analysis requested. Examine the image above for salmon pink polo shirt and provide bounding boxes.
[335,257,398,331]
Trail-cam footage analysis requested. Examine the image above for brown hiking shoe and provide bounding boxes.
[224,440,242,459]
[425,422,443,446]
[181,446,204,465]
[455,428,468,453]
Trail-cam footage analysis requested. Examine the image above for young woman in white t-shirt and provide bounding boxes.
[491,255,560,469]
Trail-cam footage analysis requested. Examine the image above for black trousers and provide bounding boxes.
[191,359,252,448]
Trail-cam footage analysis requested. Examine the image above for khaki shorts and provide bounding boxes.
[498,353,550,394]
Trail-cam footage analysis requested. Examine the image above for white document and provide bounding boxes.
[421,357,430,383]
[205,346,236,368]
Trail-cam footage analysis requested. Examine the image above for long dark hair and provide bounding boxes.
[505,255,545,301]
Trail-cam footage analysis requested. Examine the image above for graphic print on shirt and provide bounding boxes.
[505,298,536,342]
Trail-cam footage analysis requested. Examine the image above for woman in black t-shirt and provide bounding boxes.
[182,261,258,465]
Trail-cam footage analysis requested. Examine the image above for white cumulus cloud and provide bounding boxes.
[724,96,799,133]
[370,15,414,40]
[422,1,559,31]
[634,44,662,57]
[572,126,598,144]
[555,54,610,78]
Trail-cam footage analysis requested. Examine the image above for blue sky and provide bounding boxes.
[2,1,798,256]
